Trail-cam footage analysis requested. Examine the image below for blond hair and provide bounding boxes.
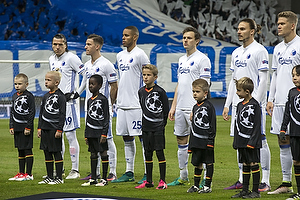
[235,77,254,94]
[142,64,158,76]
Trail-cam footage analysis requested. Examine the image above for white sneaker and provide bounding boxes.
[95,179,108,186]
[198,186,212,193]
[268,183,293,195]
[38,177,53,184]
[48,177,64,185]
[9,173,23,181]
[16,173,33,181]
[81,179,97,186]
[286,193,300,200]
[66,170,80,179]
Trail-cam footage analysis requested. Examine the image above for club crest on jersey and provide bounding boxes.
[96,67,100,72]
[235,60,247,68]
[129,58,133,63]
[119,64,130,71]
[45,94,60,114]
[292,50,297,56]
[178,66,190,74]
[240,105,255,128]
[247,54,251,59]
[194,107,209,129]
[278,57,292,65]
[145,92,163,113]
[190,61,195,66]
[88,100,104,121]
[62,61,65,66]
[14,96,29,115]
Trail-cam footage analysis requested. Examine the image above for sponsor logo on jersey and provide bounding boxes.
[235,60,247,68]
[178,66,190,74]
[278,57,293,65]
[119,64,130,71]
[262,60,268,64]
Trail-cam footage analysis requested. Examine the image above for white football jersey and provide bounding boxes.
[117,46,150,109]
[176,50,211,110]
[49,51,85,94]
[83,56,118,111]
[272,35,300,105]
[230,40,269,106]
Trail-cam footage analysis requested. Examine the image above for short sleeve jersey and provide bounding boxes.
[233,98,262,149]
[230,40,269,106]
[176,50,211,110]
[38,89,66,131]
[116,46,150,109]
[138,84,169,131]
[189,99,216,150]
[281,87,300,137]
[10,90,35,131]
[83,56,118,111]
[49,52,85,94]
[85,93,109,138]
[272,35,300,105]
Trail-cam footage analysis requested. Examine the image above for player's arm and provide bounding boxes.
[222,78,235,121]
[168,83,178,121]
[253,70,268,103]
[266,70,277,116]
[109,81,118,105]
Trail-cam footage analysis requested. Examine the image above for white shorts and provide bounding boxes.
[84,104,114,139]
[174,109,191,137]
[63,100,80,132]
[116,108,142,136]
[230,103,266,137]
[270,105,289,135]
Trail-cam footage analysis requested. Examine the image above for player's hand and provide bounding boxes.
[24,129,30,135]
[10,129,14,135]
[168,108,175,121]
[279,131,286,141]
[37,129,41,138]
[65,91,80,102]
[190,112,193,121]
[55,131,62,138]
[100,135,107,144]
[222,107,230,121]
[85,138,88,145]
[266,102,273,116]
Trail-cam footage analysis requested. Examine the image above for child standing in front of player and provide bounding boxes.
[81,74,109,187]
[38,71,66,185]
[231,77,262,198]
[9,73,35,181]
[135,64,169,189]
[186,79,216,194]
[280,65,300,200]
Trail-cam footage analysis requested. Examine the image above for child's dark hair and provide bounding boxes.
[192,79,209,92]
[292,65,300,75]
[90,74,103,86]
[235,77,254,94]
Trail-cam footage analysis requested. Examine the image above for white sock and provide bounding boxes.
[140,138,146,174]
[107,138,117,175]
[202,163,206,178]
[260,137,271,185]
[280,145,293,182]
[125,138,136,173]
[65,130,80,172]
[237,151,243,183]
[61,133,65,160]
[178,144,189,180]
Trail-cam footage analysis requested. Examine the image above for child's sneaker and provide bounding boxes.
[16,173,33,181]
[8,173,23,181]
[187,185,200,193]
[156,179,167,190]
[95,179,108,186]
[135,180,154,189]
[198,186,212,193]
[81,179,97,186]
[38,176,53,184]
[107,173,117,181]
[242,191,261,198]
[48,177,64,185]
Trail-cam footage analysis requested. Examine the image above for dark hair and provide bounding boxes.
[235,77,254,94]
[292,65,300,75]
[90,74,103,86]
[183,26,201,44]
[87,34,104,47]
[192,79,209,92]
[53,33,68,51]
[239,18,261,34]
[124,26,139,36]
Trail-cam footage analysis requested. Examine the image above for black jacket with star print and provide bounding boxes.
[188,98,216,150]
[281,87,300,137]
[10,90,35,132]
[85,93,109,138]
[38,89,66,132]
[233,97,262,149]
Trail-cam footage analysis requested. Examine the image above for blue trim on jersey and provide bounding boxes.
[71,70,76,92]
[124,138,135,142]
[261,135,266,140]
[104,80,110,99]
[279,144,291,149]
[178,144,189,149]
[71,103,79,129]
[139,72,143,88]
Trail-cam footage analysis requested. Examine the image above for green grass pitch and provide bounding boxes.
[0,116,295,199]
